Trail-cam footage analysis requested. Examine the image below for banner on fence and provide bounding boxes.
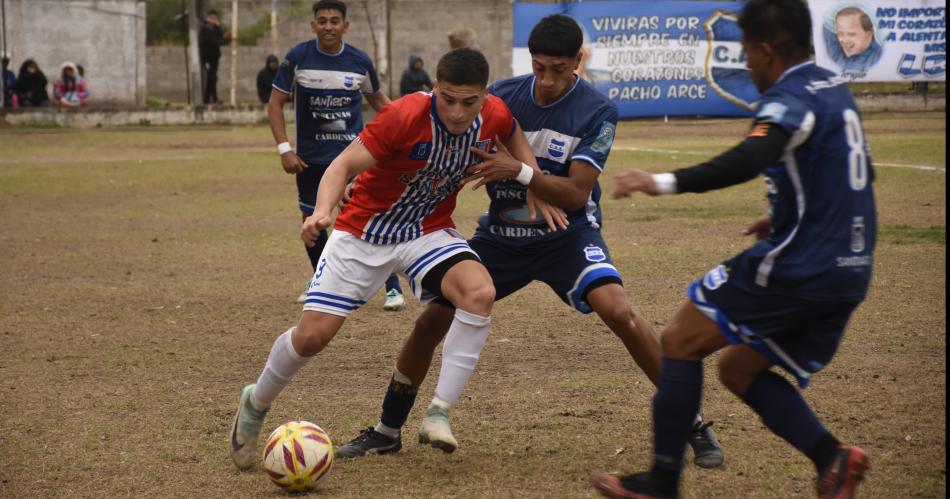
[810,0,946,82]
[512,1,757,118]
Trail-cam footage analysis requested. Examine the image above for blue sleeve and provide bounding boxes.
[754,91,812,136]
[272,46,299,94]
[362,55,381,95]
[572,105,618,172]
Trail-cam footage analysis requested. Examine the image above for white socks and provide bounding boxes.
[251,328,313,410]
[433,309,491,406]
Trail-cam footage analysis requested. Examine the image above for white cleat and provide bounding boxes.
[418,404,458,453]
[383,288,406,311]
[229,384,269,470]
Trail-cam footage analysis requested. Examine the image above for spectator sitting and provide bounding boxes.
[257,54,279,104]
[2,54,16,108]
[53,62,88,108]
[15,59,50,107]
[399,53,432,96]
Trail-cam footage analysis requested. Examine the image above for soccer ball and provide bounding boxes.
[262,421,334,491]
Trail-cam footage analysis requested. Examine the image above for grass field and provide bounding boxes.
[0,112,945,498]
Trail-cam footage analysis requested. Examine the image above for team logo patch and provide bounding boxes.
[705,11,759,112]
[702,264,729,290]
[548,138,566,159]
[591,122,615,154]
[584,246,607,263]
[409,142,432,160]
[756,102,788,125]
[343,75,355,89]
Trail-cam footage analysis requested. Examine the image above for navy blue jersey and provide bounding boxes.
[725,62,877,301]
[474,74,618,250]
[273,41,381,165]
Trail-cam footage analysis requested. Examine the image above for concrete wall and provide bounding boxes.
[146,0,513,103]
[4,0,146,107]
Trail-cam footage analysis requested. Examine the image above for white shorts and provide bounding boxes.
[302,228,478,317]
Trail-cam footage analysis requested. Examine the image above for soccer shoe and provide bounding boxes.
[383,288,406,311]
[688,420,724,468]
[816,445,870,499]
[229,384,270,470]
[334,427,402,459]
[418,404,458,453]
[591,472,678,499]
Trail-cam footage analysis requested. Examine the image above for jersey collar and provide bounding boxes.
[316,41,346,57]
[775,60,815,85]
[530,74,580,109]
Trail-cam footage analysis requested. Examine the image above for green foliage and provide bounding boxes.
[147,0,188,46]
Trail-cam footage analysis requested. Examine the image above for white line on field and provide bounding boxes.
[614,146,945,173]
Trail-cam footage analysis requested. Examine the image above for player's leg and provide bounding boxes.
[336,237,526,458]
[294,165,329,302]
[586,283,724,469]
[229,231,391,469]
[592,298,728,498]
[718,313,868,498]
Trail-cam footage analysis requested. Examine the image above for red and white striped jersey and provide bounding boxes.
[335,92,516,244]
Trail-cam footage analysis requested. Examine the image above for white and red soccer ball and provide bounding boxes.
[262,421,334,491]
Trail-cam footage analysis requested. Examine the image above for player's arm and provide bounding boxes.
[365,91,391,112]
[613,123,791,198]
[301,140,377,246]
[268,88,308,174]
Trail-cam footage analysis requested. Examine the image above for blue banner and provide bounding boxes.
[513,1,759,118]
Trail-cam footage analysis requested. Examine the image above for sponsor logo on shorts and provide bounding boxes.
[702,264,729,290]
[584,246,607,263]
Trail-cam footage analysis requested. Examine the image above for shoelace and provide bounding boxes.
[691,421,717,450]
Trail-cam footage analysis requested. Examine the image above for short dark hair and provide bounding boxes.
[836,7,874,33]
[206,9,219,17]
[528,14,583,58]
[738,0,813,60]
[436,48,489,87]
[313,0,347,19]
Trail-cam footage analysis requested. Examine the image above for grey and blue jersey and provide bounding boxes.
[475,74,618,250]
[273,41,381,166]
[725,62,878,302]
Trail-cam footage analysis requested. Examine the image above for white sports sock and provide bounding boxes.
[374,422,401,439]
[251,327,312,410]
[433,309,491,406]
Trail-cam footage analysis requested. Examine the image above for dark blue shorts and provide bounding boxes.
[469,228,623,314]
[296,163,329,215]
[688,264,860,388]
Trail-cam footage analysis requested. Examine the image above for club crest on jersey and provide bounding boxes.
[343,75,356,89]
[705,11,759,112]
[548,138,566,159]
[409,142,432,160]
[584,246,607,263]
[702,264,729,290]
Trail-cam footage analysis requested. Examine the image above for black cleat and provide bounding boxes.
[334,427,402,460]
[591,472,678,499]
[688,420,724,469]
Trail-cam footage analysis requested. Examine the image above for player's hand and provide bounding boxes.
[527,190,569,231]
[612,169,659,198]
[338,179,356,210]
[281,151,308,174]
[743,214,772,240]
[463,135,524,190]
[301,213,332,247]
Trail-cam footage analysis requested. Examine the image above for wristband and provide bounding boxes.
[277,142,292,155]
[652,173,677,195]
[515,163,535,186]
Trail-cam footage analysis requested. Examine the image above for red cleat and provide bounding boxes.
[816,445,870,499]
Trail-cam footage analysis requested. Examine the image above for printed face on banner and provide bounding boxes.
[820,4,885,77]
[836,11,876,57]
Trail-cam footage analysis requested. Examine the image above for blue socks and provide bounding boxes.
[652,357,703,478]
[379,372,417,432]
[385,274,402,293]
[742,370,840,472]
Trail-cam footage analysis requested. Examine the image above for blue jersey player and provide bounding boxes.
[333,15,724,468]
[591,1,876,498]
[267,0,406,309]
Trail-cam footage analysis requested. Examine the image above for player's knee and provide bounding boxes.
[456,282,495,315]
[292,321,333,356]
[602,303,636,333]
[659,329,694,359]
